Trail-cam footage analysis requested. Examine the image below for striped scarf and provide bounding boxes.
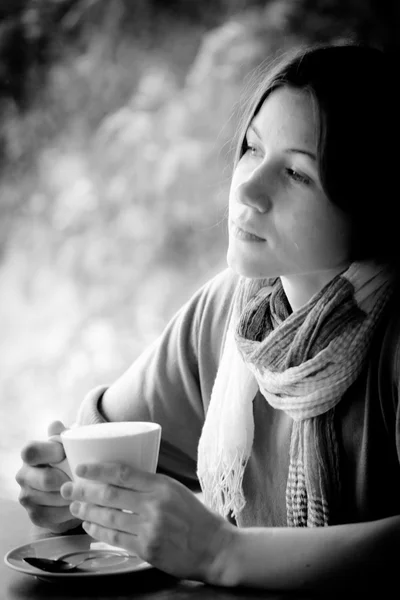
[197,262,394,526]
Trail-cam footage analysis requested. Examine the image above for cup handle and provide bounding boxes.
[48,434,73,480]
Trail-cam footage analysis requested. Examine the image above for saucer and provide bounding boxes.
[4,534,152,581]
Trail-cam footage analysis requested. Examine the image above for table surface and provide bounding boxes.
[1,496,316,600]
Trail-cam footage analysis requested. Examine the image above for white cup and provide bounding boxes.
[49,422,161,481]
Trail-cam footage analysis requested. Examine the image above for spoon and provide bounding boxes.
[23,552,121,573]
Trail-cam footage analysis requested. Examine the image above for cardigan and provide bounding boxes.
[76,268,400,527]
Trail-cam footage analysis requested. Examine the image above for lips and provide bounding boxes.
[230,220,266,242]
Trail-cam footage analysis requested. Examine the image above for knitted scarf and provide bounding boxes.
[197,262,394,526]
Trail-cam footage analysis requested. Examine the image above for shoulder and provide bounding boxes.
[195,267,240,310]
[179,268,240,362]
[180,267,240,326]
[196,266,240,296]
[160,267,240,351]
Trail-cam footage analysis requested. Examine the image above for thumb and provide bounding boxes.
[47,420,68,437]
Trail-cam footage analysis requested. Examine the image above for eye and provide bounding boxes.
[286,168,311,185]
[242,139,261,157]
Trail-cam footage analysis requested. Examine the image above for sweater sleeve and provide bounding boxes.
[75,268,238,489]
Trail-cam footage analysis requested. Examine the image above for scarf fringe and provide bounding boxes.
[198,451,247,518]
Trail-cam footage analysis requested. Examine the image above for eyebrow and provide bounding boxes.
[248,123,317,162]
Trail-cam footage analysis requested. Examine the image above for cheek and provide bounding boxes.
[283,202,350,250]
[294,213,351,263]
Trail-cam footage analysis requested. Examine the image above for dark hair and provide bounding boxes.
[235,42,400,268]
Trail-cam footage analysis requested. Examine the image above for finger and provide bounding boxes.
[16,464,70,492]
[74,462,156,491]
[21,440,66,466]
[69,501,140,535]
[47,420,68,437]
[81,521,142,559]
[60,479,141,513]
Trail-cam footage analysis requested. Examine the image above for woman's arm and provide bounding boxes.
[99,268,236,425]
[219,515,400,593]
[76,269,237,488]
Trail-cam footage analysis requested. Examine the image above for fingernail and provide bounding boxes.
[81,521,90,533]
[61,482,73,498]
[70,501,81,515]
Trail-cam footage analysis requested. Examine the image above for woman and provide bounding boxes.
[16,42,400,592]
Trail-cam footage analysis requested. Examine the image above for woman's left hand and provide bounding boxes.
[60,462,236,584]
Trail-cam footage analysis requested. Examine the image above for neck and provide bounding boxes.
[280,265,350,312]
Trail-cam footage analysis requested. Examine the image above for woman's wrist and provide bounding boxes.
[205,522,243,587]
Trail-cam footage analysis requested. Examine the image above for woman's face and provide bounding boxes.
[227,86,353,280]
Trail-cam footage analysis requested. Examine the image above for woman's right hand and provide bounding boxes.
[15,420,81,533]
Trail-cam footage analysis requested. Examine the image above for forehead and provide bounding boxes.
[251,86,318,150]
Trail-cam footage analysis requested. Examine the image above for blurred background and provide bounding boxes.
[1,0,399,500]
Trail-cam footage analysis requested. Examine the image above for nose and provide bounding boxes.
[236,164,272,213]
